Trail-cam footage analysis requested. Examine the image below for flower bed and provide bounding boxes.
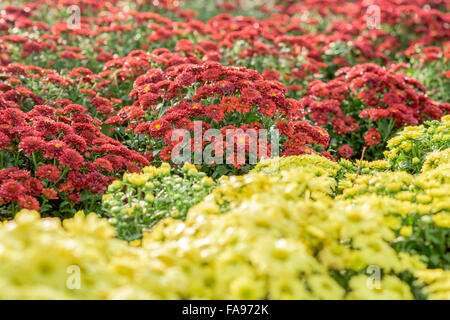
[0,0,449,300]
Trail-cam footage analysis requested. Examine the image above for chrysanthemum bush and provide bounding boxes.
[302,63,449,160]
[385,115,450,173]
[102,162,215,241]
[110,61,330,176]
[0,105,149,218]
[337,154,450,270]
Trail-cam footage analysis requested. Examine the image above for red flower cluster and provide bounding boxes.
[119,61,327,171]
[303,63,449,156]
[0,104,149,214]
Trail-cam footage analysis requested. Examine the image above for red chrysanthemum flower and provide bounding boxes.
[67,192,81,203]
[177,71,196,87]
[59,149,84,170]
[95,52,114,62]
[235,97,252,114]
[5,168,30,181]
[160,145,173,161]
[59,181,74,193]
[258,99,277,117]
[42,188,58,199]
[338,145,354,159]
[262,69,280,81]
[36,164,61,183]
[63,134,88,152]
[174,117,194,131]
[220,96,238,113]
[201,67,222,82]
[22,177,43,195]
[216,80,235,95]
[149,119,171,138]
[205,104,225,123]
[0,132,10,149]
[320,151,336,162]
[33,118,59,137]
[241,87,262,102]
[0,180,26,201]
[276,121,294,138]
[18,195,40,210]
[44,140,67,159]
[364,128,382,146]
[94,158,114,172]
[126,161,141,173]
[85,172,108,194]
[281,145,315,157]
[138,92,159,109]
[18,136,45,155]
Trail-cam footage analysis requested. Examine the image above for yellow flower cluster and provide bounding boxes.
[103,162,214,241]
[415,269,450,300]
[384,115,450,172]
[338,148,450,224]
[144,171,424,299]
[0,210,137,299]
[214,160,338,209]
[121,162,172,187]
[422,148,450,173]
[253,154,342,176]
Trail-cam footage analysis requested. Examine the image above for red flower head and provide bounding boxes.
[94,158,114,172]
[216,80,235,95]
[235,98,252,114]
[33,118,59,137]
[59,149,84,170]
[149,119,171,138]
[67,192,81,203]
[364,128,381,146]
[0,132,10,149]
[18,136,45,155]
[258,99,277,117]
[205,104,225,123]
[262,69,280,81]
[22,177,43,195]
[44,140,67,159]
[36,164,61,183]
[338,145,354,159]
[175,39,193,52]
[220,96,238,113]
[241,87,262,103]
[42,188,58,200]
[85,172,108,194]
[202,67,222,82]
[276,121,294,138]
[160,145,173,161]
[177,72,196,87]
[0,180,26,201]
[96,52,113,62]
[320,152,336,162]
[59,181,74,193]
[174,117,194,131]
[18,195,40,210]
[63,134,88,152]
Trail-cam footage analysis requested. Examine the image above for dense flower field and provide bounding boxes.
[0,0,449,300]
